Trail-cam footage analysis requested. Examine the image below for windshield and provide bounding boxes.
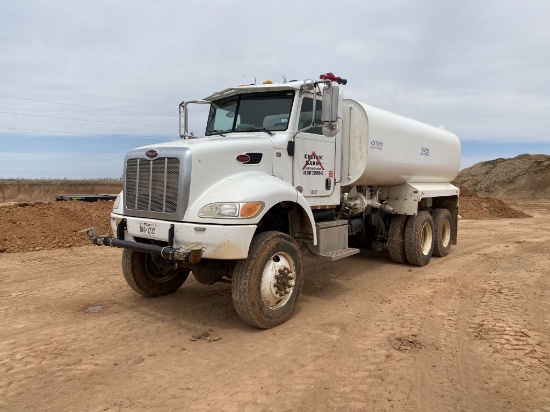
[205,91,295,136]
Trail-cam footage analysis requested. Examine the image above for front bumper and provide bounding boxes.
[110,214,256,260]
[83,228,203,263]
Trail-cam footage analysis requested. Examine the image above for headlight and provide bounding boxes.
[199,202,264,219]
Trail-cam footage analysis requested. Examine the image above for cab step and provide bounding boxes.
[307,220,359,261]
[317,247,360,261]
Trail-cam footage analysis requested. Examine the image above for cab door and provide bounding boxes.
[293,96,336,197]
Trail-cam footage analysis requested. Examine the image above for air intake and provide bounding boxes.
[244,152,263,165]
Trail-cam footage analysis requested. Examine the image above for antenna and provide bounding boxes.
[242,75,256,85]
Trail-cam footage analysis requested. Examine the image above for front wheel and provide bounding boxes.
[121,249,190,297]
[232,231,304,329]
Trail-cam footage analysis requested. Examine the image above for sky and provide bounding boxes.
[0,0,549,178]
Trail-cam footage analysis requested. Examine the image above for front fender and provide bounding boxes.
[187,172,317,244]
[113,190,124,214]
[294,190,317,245]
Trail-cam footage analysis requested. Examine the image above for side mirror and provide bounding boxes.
[322,122,338,137]
[301,79,315,92]
[321,85,339,123]
[321,84,339,137]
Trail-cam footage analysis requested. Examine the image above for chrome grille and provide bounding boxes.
[125,157,180,213]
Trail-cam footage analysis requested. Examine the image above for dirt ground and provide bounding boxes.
[1,199,549,411]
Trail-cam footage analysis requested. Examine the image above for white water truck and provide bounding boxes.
[84,73,461,328]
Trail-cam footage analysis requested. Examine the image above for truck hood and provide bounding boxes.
[136,134,274,151]
[135,134,275,178]
[125,134,276,222]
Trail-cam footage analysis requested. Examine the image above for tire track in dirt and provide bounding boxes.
[413,252,514,412]
[466,239,550,412]
[401,215,550,412]
[271,255,459,411]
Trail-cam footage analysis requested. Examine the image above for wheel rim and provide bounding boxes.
[260,252,296,309]
[145,254,180,282]
[441,219,451,248]
[421,223,433,256]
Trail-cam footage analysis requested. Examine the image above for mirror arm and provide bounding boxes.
[178,101,184,139]
[179,100,211,139]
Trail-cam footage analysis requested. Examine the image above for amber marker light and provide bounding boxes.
[240,202,263,218]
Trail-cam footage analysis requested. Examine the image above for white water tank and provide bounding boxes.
[341,99,461,187]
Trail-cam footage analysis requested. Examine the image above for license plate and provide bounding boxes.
[139,222,157,237]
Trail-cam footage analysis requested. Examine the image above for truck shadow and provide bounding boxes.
[128,281,245,331]
[115,249,392,333]
[301,249,391,298]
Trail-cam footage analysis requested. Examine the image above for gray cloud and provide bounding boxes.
[1,0,549,143]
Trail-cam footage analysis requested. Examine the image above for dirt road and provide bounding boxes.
[1,200,549,411]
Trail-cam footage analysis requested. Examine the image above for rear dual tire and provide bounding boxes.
[432,208,452,257]
[388,215,408,264]
[404,211,435,267]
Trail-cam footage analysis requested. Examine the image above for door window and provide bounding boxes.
[298,97,323,135]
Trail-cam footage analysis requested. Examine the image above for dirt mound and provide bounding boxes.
[0,177,530,254]
[458,187,530,220]
[0,191,528,254]
[455,154,550,198]
[0,179,122,203]
[0,201,113,253]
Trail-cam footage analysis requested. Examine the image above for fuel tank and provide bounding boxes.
[341,99,461,187]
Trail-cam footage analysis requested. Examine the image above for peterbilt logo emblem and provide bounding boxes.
[145,150,158,159]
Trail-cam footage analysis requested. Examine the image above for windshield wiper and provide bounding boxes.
[241,127,273,136]
[208,129,227,136]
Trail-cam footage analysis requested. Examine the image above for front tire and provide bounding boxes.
[404,211,435,267]
[232,231,304,329]
[121,249,190,297]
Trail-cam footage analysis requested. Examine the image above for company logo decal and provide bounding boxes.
[145,149,158,159]
[302,151,325,176]
[370,140,383,150]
